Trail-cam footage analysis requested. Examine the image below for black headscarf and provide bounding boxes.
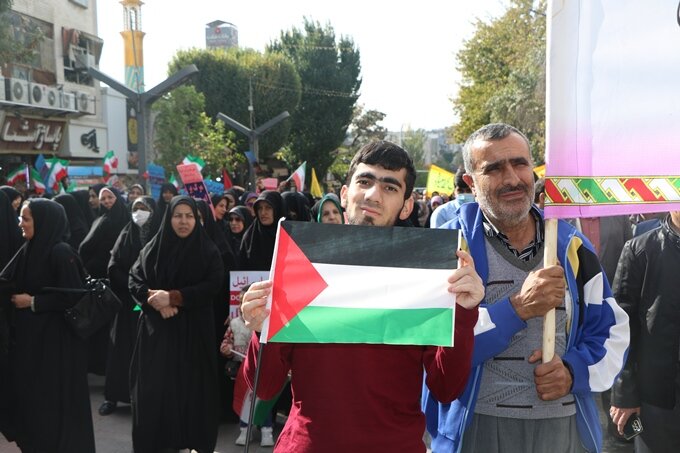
[0,186,22,215]
[226,206,253,261]
[136,196,219,288]
[53,193,89,249]
[157,183,178,220]
[71,190,96,228]
[0,199,70,293]
[240,190,283,270]
[89,183,107,216]
[0,190,23,269]
[79,187,130,277]
[282,191,312,221]
[239,191,257,207]
[118,197,162,254]
[196,199,236,271]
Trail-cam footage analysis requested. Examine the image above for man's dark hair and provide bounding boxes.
[455,168,470,191]
[462,123,532,173]
[534,177,545,203]
[345,140,417,199]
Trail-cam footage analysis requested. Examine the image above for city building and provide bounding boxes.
[0,0,109,188]
[205,20,238,50]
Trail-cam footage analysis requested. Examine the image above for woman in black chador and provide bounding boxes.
[239,190,284,270]
[0,190,23,440]
[0,199,94,452]
[98,196,162,416]
[79,186,130,375]
[129,196,224,453]
[54,193,89,248]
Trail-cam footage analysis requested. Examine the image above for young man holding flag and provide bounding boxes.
[423,124,629,453]
[241,141,485,452]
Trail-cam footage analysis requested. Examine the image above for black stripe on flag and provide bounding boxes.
[280,221,458,270]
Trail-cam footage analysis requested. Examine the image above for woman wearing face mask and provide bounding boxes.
[129,196,224,453]
[0,199,95,452]
[98,197,161,416]
[79,187,130,375]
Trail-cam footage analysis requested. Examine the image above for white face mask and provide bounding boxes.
[132,210,151,227]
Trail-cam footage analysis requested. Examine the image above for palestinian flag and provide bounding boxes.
[287,161,306,191]
[103,150,119,175]
[261,221,459,346]
[182,154,206,172]
[6,165,26,185]
[232,366,287,425]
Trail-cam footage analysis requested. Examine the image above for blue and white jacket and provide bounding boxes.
[423,203,629,453]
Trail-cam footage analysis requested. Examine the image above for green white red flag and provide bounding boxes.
[45,157,69,193]
[103,150,118,176]
[182,154,206,172]
[6,166,25,185]
[29,167,46,193]
[287,162,306,191]
[260,221,459,346]
[169,173,181,190]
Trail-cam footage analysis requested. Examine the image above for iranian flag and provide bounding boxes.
[6,165,26,185]
[260,221,459,346]
[29,167,46,193]
[169,173,181,189]
[182,155,206,172]
[103,150,118,175]
[287,162,306,191]
[45,157,69,193]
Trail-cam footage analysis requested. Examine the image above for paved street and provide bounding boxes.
[0,375,635,453]
[0,375,275,453]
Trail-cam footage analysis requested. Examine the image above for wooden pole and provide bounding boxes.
[542,218,559,362]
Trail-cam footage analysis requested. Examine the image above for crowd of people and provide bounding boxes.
[0,122,677,453]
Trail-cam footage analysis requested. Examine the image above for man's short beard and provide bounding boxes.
[476,185,532,229]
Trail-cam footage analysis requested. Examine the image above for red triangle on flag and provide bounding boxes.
[268,226,328,340]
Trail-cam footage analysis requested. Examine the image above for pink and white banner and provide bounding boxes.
[545,0,680,218]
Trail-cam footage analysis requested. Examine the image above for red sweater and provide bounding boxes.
[244,306,478,453]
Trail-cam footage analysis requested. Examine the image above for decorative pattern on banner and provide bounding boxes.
[545,177,680,206]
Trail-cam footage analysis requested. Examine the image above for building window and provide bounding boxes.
[3,12,55,85]
[62,28,103,86]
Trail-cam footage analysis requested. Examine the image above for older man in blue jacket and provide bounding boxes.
[423,123,629,453]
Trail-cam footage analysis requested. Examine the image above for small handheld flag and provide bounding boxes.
[287,162,306,192]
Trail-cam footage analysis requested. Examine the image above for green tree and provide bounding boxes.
[327,105,387,183]
[453,0,546,163]
[152,85,241,178]
[401,128,428,170]
[0,0,44,64]
[268,18,362,178]
[168,48,301,161]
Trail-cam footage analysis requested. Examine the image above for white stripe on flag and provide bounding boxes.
[309,263,454,310]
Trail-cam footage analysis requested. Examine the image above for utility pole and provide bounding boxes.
[87,65,199,186]
[217,111,290,189]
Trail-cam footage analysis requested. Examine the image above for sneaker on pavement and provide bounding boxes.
[260,426,275,447]
[235,427,249,446]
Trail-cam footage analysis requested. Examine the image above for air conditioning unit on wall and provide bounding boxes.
[7,78,30,104]
[60,91,76,110]
[75,91,96,115]
[30,83,59,108]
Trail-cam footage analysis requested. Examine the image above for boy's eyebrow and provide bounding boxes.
[355,171,403,188]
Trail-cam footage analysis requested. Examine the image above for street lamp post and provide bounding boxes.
[87,65,199,186]
[217,111,290,188]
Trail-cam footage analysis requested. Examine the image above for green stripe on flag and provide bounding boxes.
[269,306,453,346]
